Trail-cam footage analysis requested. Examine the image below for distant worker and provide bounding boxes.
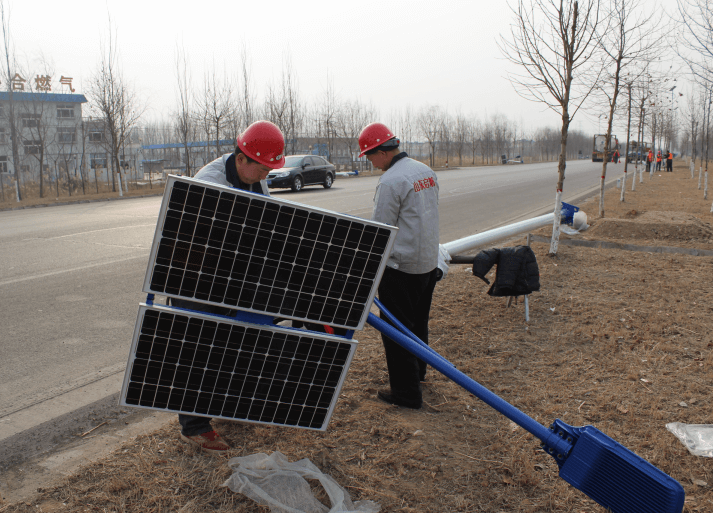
[666,150,673,172]
[359,122,440,410]
[170,120,285,455]
[613,149,620,164]
[646,150,653,173]
[656,150,662,172]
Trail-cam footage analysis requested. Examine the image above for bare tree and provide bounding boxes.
[240,45,255,130]
[500,0,602,255]
[336,99,371,167]
[199,63,233,158]
[174,44,194,176]
[594,0,660,214]
[417,105,444,168]
[87,22,143,195]
[0,1,21,201]
[453,110,468,166]
[676,0,713,86]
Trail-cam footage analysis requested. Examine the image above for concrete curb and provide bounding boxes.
[0,191,165,213]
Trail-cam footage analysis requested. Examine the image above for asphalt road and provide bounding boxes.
[0,158,617,444]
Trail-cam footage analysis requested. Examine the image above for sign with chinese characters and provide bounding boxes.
[11,73,26,91]
[59,76,75,93]
[2,74,76,93]
[35,75,51,92]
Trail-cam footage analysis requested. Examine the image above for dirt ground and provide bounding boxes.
[2,161,713,512]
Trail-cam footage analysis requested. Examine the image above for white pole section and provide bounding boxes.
[442,213,554,256]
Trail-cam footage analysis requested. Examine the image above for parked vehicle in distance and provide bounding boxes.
[592,134,619,162]
[266,155,336,192]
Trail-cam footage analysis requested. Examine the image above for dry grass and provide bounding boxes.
[2,161,713,512]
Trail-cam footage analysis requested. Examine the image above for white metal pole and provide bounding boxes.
[442,213,554,256]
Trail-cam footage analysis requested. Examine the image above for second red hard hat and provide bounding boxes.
[358,122,398,157]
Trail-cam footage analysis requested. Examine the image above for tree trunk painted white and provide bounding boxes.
[117,170,123,197]
[705,172,708,200]
[620,169,627,201]
[632,168,636,190]
[691,161,695,179]
[699,167,703,189]
[14,177,20,202]
[639,166,643,183]
[549,190,563,255]
[123,171,129,195]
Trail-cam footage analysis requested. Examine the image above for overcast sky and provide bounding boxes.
[7,0,684,137]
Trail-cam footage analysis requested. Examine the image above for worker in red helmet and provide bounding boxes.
[359,122,440,410]
[171,120,285,455]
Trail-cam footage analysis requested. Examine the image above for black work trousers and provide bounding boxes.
[377,266,438,405]
[169,297,236,436]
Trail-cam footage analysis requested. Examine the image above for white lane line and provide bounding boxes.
[22,223,157,241]
[0,253,149,287]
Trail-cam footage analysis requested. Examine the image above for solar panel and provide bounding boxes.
[120,304,357,431]
[143,176,397,330]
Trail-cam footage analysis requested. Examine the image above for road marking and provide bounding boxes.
[22,223,156,241]
[0,253,149,287]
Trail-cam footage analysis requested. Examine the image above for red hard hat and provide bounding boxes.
[236,121,285,169]
[358,122,398,157]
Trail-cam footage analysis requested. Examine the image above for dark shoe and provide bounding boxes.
[377,390,421,409]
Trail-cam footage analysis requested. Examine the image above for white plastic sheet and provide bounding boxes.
[666,423,713,457]
[223,451,380,513]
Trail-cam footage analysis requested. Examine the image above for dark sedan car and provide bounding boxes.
[266,155,336,192]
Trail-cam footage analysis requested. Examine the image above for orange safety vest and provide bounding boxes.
[647,152,653,162]
[667,152,673,160]
[656,153,662,162]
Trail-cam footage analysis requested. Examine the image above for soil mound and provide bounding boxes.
[586,210,713,242]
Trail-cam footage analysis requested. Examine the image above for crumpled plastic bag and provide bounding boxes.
[223,451,380,513]
[561,211,589,235]
[666,423,713,457]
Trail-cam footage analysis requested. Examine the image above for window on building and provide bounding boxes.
[56,104,75,119]
[0,128,6,144]
[21,113,41,128]
[0,156,8,174]
[90,153,107,169]
[57,127,76,144]
[23,140,41,155]
[89,130,104,142]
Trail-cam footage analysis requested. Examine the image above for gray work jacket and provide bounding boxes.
[372,154,439,274]
[193,153,270,195]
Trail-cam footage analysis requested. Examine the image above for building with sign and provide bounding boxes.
[0,91,89,179]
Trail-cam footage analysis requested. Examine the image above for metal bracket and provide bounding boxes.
[543,419,580,467]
